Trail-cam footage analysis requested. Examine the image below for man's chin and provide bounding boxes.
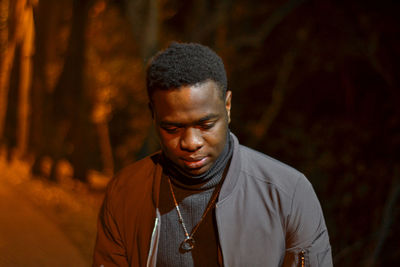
[180,165,210,177]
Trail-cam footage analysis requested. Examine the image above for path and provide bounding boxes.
[0,159,94,266]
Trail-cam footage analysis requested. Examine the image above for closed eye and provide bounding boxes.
[199,122,216,130]
[162,126,180,133]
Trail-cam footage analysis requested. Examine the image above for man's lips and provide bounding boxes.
[180,157,208,169]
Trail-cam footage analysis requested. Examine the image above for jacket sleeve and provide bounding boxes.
[92,191,129,267]
[282,175,333,267]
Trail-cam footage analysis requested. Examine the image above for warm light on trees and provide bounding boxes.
[0,0,398,264]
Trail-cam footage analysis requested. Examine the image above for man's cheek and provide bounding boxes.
[163,140,178,153]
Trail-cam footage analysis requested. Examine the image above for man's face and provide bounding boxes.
[151,80,232,176]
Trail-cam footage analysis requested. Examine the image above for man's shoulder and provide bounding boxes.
[238,144,308,197]
[118,152,160,177]
[238,144,302,178]
[106,152,161,195]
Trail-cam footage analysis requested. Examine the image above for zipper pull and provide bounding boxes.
[299,250,305,267]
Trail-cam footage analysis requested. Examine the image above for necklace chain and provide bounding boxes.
[167,176,221,251]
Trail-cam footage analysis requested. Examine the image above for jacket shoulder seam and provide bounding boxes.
[240,169,293,199]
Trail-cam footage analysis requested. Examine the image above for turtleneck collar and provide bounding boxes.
[162,131,233,190]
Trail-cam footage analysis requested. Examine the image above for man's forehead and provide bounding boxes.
[159,113,220,125]
[153,83,222,105]
[152,87,225,127]
[151,80,223,101]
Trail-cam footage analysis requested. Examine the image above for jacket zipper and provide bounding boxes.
[299,250,305,267]
[146,217,159,267]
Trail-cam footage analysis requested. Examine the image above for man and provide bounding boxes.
[93,42,332,266]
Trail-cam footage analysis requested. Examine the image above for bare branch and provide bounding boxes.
[365,166,400,267]
[233,0,306,48]
[248,50,297,148]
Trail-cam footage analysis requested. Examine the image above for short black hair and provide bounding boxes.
[146,42,227,100]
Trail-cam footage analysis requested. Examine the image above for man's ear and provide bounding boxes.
[148,102,154,119]
[225,90,232,123]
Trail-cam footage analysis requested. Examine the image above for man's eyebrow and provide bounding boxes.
[159,121,184,127]
[197,114,219,123]
[160,114,219,127]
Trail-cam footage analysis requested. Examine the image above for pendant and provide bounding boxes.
[181,237,195,251]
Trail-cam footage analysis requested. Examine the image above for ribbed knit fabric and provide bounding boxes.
[156,134,233,267]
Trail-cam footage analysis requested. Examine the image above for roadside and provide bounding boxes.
[0,155,104,266]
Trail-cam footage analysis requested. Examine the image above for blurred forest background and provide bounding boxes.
[0,0,399,265]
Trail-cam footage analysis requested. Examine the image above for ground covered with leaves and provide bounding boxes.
[0,154,104,266]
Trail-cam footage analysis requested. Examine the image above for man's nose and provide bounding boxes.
[180,128,203,152]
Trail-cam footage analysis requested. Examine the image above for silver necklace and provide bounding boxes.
[167,177,221,252]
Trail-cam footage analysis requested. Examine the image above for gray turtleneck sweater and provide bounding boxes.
[156,135,233,267]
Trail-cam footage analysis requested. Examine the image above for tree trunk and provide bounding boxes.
[96,121,113,177]
[142,0,159,59]
[53,0,94,181]
[16,2,35,157]
[125,0,160,60]
[0,0,12,140]
[30,0,72,176]
[125,0,161,158]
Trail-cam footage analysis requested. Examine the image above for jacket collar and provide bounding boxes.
[150,153,163,208]
[218,132,242,202]
[151,132,242,207]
